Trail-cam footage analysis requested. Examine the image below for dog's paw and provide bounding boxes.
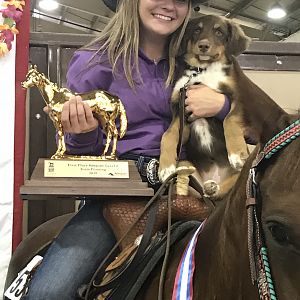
[203,180,220,198]
[228,152,248,171]
[158,165,176,182]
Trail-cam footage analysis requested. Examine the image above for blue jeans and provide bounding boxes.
[24,201,116,300]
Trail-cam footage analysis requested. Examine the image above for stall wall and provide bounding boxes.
[0,1,29,297]
[245,70,300,112]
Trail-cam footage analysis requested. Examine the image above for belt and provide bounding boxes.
[120,153,160,186]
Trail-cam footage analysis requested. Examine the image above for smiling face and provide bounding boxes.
[139,0,189,41]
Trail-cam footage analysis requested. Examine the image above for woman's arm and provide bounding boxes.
[184,84,230,121]
[184,85,256,144]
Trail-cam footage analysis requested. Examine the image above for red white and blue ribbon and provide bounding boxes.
[172,221,206,300]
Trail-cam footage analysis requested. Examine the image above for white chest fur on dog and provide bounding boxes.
[173,62,229,152]
[190,118,212,152]
[174,62,229,93]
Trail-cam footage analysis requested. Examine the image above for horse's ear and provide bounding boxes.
[33,65,38,70]
[226,20,251,57]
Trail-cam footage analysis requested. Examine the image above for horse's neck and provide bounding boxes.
[38,81,69,107]
[231,58,289,145]
[194,159,257,298]
[193,62,291,298]
[36,82,51,105]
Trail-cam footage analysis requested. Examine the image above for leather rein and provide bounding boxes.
[246,119,300,300]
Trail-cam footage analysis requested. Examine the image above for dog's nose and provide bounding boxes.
[198,40,210,53]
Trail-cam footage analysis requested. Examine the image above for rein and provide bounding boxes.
[246,119,300,300]
[84,173,178,300]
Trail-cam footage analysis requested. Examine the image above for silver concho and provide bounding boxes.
[146,159,160,185]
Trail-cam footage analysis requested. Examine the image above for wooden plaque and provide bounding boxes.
[20,158,154,201]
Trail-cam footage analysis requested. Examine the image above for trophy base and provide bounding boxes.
[20,158,154,201]
[51,154,116,160]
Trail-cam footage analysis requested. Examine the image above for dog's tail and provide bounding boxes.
[118,100,128,138]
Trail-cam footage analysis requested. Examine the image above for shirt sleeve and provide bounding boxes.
[215,95,231,121]
[214,96,256,144]
[63,50,113,155]
[66,50,113,92]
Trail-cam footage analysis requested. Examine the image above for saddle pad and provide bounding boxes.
[96,220,201,300]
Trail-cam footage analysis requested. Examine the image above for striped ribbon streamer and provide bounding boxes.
[172,221,206,300]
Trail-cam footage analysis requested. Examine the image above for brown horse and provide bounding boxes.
[135,58,300,299]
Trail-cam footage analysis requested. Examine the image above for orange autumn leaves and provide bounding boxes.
[0,0,25,57]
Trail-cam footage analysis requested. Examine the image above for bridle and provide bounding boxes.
[246,119,300,299]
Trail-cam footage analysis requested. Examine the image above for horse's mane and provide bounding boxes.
[41,74,60,92]
[284,112,300,186]
[257,112,300,191]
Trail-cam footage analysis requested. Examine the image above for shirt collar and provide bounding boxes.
[138,48,168,65]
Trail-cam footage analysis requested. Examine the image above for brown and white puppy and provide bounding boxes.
[159,15,251,198]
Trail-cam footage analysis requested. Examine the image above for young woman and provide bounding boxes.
[25,1,229,299]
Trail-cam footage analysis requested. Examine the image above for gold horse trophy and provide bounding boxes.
[22,65,127,160]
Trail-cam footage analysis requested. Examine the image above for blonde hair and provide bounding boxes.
[84,0,192,88]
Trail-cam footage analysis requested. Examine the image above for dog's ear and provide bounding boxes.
[178,32,189,57]
[226,20,251,57]
[178,21,194,57]
[178,17,201,56]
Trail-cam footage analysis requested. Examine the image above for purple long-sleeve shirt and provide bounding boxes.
[65,49,230,157]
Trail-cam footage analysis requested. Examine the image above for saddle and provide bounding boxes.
[83,175,213,299]
[89,221,200,300]
[103,179,212,250]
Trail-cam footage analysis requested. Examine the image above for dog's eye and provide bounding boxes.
[215,29,223,37]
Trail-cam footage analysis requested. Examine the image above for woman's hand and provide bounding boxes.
[59,95,99,134]
[185,84,225,119]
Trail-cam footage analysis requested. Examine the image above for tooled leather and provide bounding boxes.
[103,195,211,249]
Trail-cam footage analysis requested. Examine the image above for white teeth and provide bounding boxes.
[199,55,210,60]
[154,14,172,21]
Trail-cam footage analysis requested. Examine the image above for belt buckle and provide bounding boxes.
[146,158,160,186]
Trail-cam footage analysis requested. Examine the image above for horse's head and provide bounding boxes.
[21,65,45,89]
[253,115,300,298]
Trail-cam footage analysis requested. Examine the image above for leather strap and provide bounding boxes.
[111,221,200,300]
[104,202,159,298]
[84,174,177,300]
[177,88,186,161]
